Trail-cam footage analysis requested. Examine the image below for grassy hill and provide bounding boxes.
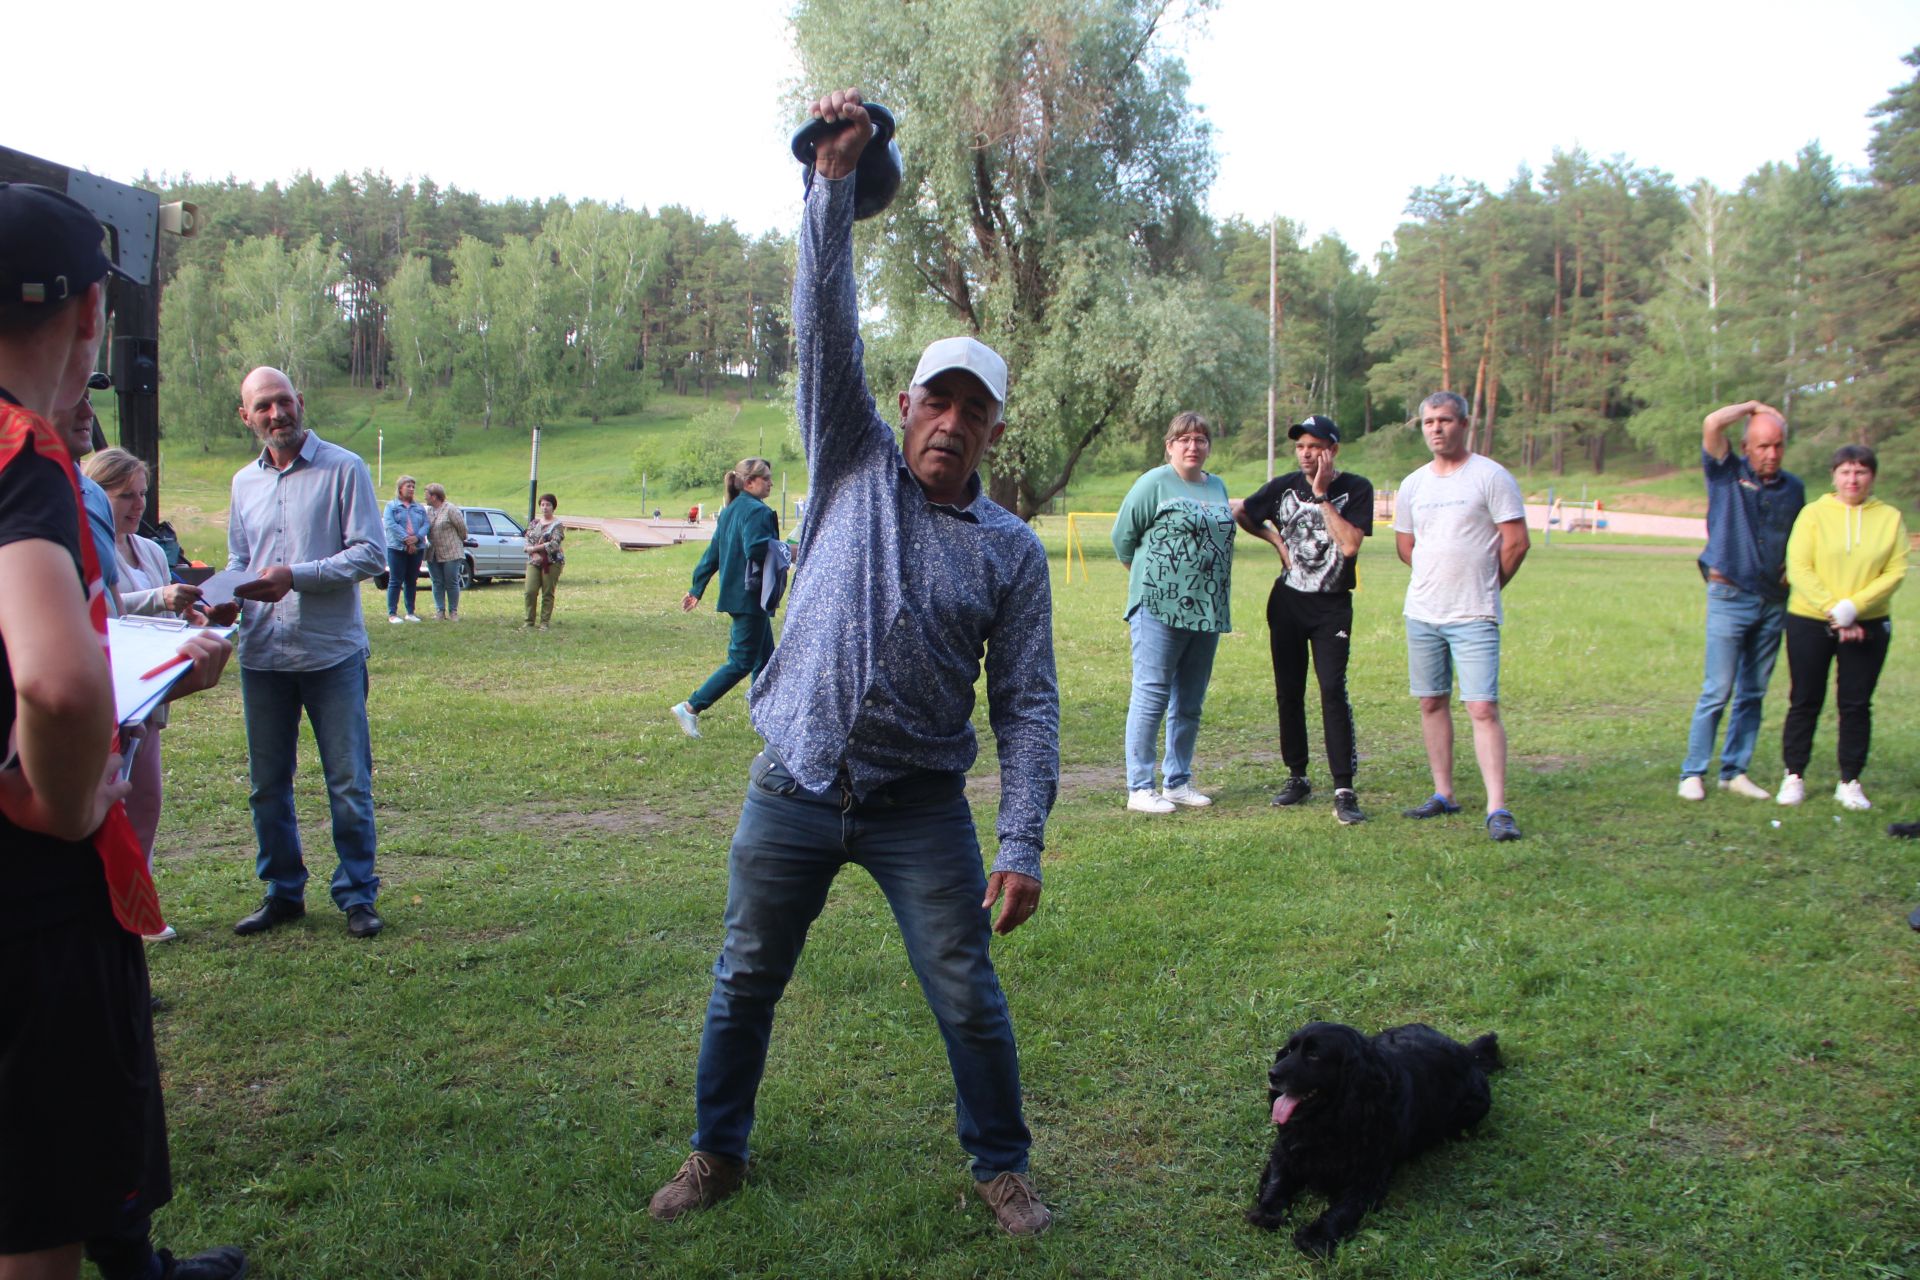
[100,386,1741,563]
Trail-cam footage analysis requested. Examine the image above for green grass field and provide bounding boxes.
[136,480,1919,1276]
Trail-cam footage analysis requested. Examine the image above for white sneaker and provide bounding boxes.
[1678,776,1706,801]
[1835,780,1872,811]
[404,614,422,623]
[670,702,702,739]
[1719,774,1771,800]
[388,615,404,625]
[1776,773,1805,806]
[1127,789,1174,814]
[144,925,177,942]
[1163,783,1212,808]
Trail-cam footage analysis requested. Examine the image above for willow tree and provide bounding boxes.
[792,0,1255,517]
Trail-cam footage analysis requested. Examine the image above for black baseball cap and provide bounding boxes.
[1289,414,1340,443]
[0,183,132,308]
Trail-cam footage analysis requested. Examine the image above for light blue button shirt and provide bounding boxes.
[227,431,385,671]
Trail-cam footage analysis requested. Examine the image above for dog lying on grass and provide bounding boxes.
[1247,1020,1502,1256]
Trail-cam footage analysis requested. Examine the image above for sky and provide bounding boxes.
[8,0,1915,264]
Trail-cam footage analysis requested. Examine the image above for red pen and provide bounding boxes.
[137,652,192,681]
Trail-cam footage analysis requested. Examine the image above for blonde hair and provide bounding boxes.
[724,457,773,505]
[83,447,148,494]
[395,473,417,497]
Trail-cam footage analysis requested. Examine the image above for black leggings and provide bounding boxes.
[1267,582,1358,788]
[1781,613,1892,781]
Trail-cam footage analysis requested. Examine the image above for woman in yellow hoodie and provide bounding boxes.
[1777,445,1908,811]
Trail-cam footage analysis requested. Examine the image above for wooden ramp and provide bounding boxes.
[562,515,716,551]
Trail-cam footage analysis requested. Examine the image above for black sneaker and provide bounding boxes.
[1333,789,1366,825]
[158,1245,249,1279]
[1910,904,1920,931]
[1401,794,1462,820]
[1888,821,1920,839]
[1486,809,1522,842]
[1270,776,1313,807]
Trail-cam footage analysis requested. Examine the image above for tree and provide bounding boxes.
[1831,46,1920,485]
[447,235,504,431]
[546,200,660,421]
[157,261,238,452]
[382,253,456,452]
[221,234,347,392]
[793,0,1258,518]
[1624,180,1754,462]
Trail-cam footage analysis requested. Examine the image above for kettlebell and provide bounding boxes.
[791,102,902,221]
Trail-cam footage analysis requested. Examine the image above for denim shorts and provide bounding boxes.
[1406,617,1502,702]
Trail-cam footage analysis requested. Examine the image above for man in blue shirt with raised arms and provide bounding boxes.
[649,87,1061,1238]
[1676,400,1804,802]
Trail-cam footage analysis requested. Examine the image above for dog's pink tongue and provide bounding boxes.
[1272,1094,1300,1126]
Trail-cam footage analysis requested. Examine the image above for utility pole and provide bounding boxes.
[1267,215,1277,481]
[527,424,542,524]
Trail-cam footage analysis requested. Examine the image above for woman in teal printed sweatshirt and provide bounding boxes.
[671,458,781,738]
[1111,412,1236,813]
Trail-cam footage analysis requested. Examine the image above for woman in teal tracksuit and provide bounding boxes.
[670,457,780,738]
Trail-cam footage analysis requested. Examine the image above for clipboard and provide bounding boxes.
[108,615,235,726]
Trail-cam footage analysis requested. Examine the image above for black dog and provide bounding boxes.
[1247,1021,1502,1256]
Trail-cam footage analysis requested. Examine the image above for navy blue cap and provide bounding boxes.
[0,183,132,308]
[1289,414,1340,443]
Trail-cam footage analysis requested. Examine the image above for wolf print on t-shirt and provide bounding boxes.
[1139,497,1236,629]
[1277,489,1352,594]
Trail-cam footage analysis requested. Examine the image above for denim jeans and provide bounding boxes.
[385,548,422,616]
[1681,583,1786,780]
[427,559,462,615]
[689,612,775,712]
[1405,617,1503,703]
[240,655,380,910]
[691,753,1031,1178]
[1125,609,1220,792]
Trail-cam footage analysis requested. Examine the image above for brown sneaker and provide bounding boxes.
[974,1171,1052,1237]
[648,1151,745,1222]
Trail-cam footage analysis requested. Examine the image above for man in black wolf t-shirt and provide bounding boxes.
[1236,415,1374,825]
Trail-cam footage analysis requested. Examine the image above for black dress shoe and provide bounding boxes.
[158,1244,249,1279]
[346,904,384,938]
[1270,776,1313,807]
[233,895,304,935]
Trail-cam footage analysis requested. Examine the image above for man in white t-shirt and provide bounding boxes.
[1392,391,1530,840]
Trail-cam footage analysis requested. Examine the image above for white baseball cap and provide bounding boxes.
[911,336,1008,411]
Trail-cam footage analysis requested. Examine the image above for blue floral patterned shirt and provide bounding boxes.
[747,173,1060,880]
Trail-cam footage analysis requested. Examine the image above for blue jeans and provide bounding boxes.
[386,547,422,615]
[1124,609,1220,791]
[1681,583,1785,780]
[427,559,462,615]
[691,753,1030,1179]
[688,612,774,712]
[241,655,380,911]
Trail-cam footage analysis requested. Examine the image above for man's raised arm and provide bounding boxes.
[1702,400,1780,462]
[793,88,889,470]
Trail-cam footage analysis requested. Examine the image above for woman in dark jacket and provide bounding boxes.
[670,458,780,738]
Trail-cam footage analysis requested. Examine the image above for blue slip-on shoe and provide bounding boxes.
[1401,793,1462,820]
[1486,810,1522,842]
